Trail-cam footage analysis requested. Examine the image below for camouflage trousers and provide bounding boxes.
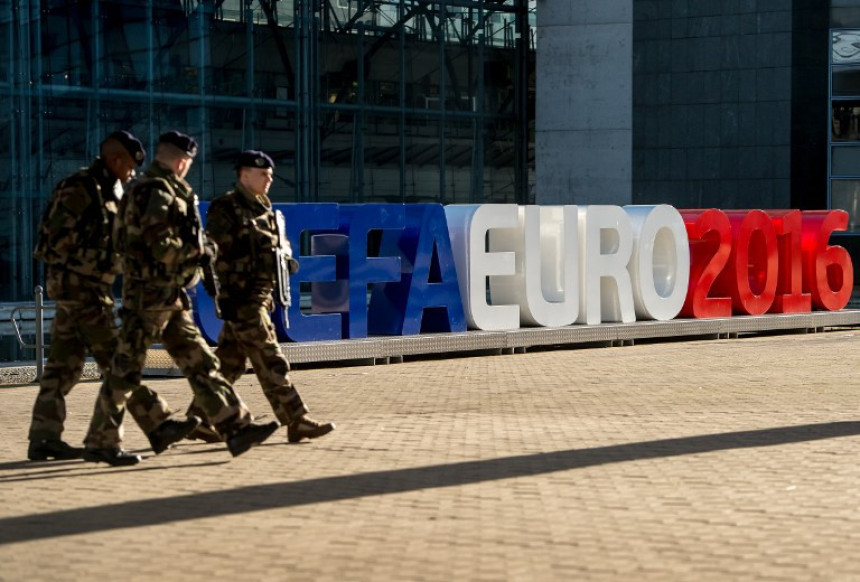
[85,306,252,448]
[28,300,116,442]
[190,302,308,428]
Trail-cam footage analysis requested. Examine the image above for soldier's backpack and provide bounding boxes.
[33,170,102,264]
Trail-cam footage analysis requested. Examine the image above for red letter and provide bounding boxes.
[767,210,812,313]
[801,210,854,311]
[716,210,778,315]
[679,209,732,318]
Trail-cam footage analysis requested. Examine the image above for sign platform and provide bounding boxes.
[142,309,860,376]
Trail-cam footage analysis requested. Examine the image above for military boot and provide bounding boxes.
[82,448,142,466]
[226,421,280,457]
[288,416,335,443]
[147,416,202,454]
[187,423,223,443]
[27,439,84,461]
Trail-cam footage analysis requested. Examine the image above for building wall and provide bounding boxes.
[535,0,633,206]
[631,0,826,210]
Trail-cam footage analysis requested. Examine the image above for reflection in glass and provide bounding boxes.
[832,145,860,176]
[833,66,860,96]
[831,101,860,141]
[831,179,860,231]
[833,30,860,64]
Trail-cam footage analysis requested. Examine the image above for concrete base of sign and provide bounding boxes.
[139,310,860,376]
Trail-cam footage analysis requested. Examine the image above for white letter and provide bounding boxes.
[577,205,635,324]
[491,205,579,327]
[445,204,520,330]
[626,205,690,321]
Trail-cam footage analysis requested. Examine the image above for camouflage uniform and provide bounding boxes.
[85,161,253,449]
[197,183,309,426]
[28,159,124,444]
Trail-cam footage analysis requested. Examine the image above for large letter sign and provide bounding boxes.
[680,209,733,318]
[679,208,852,319]
[369,204,466,335]
[768,210,811,314]
[716,210,779,315]
[578,206,636,325]
[801,210,854,310]
[282,203,342,342]
[626,205,690,321]
[489,205,579,327]
[337,204,406,338]
[446,204,520,331]
[190,203,854,345]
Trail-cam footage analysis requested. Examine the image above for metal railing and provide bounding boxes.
[9,286,47,380]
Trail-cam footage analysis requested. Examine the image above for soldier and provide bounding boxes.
[27,131,147,461]
[187,150,334,444]
[83,132,279,466]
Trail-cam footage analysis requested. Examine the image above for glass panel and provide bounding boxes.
[831,179,860,231]
[101,2,148,89]
[833,10,860,29]
[833,65,860,95]
[318,112,357,203]
[42,2,93,87]
[365,113,404,203]
[831,101,860,141]
[832,145,860,176]
[0,0,534,308]
[485,118,520,203]
[833,30,860,64]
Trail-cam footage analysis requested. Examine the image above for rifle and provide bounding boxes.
[191,193,222,317]
[273,209,298,328]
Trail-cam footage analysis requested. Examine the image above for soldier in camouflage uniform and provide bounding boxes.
[27,131,147,462]
[83,132,280,466]
[187,150,334,444]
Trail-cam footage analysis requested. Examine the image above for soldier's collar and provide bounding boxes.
[145,161,193,193]
[91,157,120,189]
[235,183,271,209]
[145,161,174,180]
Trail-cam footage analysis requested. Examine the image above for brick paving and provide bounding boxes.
[2,330,860,581]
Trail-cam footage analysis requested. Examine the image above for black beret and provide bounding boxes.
[235,150,275,170]
[104,130,146,166]
[158,130,198,158]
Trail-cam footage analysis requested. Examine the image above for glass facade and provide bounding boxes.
[0,0,536,310]
[831,3,860,230]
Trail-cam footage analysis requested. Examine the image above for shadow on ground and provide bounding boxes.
[2,421,858,545]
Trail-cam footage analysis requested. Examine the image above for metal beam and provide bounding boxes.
[258,0,296,97]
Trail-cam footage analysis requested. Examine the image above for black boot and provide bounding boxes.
[82,448,142,466]
[288,416,336,443]
[27,439,84,461]
[147,416,202,454]
[226,421,280,457]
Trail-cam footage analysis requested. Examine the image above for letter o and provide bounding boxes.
[626,205,690,321]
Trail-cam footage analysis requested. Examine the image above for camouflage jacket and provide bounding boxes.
[33,158,122,303]
[118,161,205,310]
[205,184,278,309]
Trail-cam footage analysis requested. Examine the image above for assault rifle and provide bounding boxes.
[274,209,299,328]
[191,193,221,317]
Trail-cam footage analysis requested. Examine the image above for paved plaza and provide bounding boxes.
[2,329,860,581]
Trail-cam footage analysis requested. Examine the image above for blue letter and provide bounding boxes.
[369,204,466,335]
[338,204,406,338]
[278,203,343,342]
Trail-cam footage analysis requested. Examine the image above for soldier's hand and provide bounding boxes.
[287,257,300,274]
[200,239,218,268]
[202,269,219,298]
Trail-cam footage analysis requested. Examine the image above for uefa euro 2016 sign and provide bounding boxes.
[193,204,854,344]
